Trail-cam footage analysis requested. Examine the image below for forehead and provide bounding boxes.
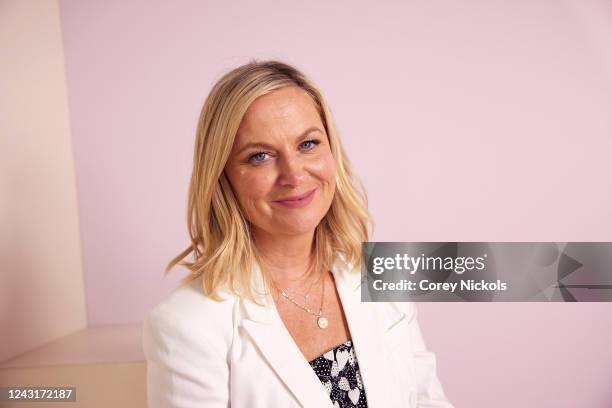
[236,86,322,139]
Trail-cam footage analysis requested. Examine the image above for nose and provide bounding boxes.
[277,153,305,188]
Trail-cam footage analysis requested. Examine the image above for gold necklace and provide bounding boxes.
[274,276,328,329]
[284,273,317,301]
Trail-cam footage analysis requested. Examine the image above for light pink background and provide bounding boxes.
[58,1,612,406]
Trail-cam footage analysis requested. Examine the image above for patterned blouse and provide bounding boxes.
[308,339,368,407]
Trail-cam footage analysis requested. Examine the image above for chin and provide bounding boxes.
[273,216,323,236]
[276,223,318,236]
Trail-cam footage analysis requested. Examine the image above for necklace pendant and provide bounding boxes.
[317,316,329,329]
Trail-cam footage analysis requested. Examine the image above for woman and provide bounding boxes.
[143,60,453,407]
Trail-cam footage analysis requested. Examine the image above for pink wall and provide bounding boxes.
[58,1,612,406]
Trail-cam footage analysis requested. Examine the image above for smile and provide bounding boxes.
[272,188,317,208]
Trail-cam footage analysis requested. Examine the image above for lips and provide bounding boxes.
[272,188,317,208]
[274,188,317,202]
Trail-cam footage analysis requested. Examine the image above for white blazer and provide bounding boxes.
[142,256,453,408]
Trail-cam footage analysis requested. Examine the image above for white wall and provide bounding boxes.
[0,0,86,362]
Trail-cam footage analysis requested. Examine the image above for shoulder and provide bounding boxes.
[381,301,418,324]
[143,276,237,352]
[390,301,417,316]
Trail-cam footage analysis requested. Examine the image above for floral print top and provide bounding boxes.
[308,339,368,407]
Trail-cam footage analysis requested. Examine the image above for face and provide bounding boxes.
[224,86,337,241]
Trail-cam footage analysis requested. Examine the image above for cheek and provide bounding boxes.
[310,153,337,186]
[230,169,274,206]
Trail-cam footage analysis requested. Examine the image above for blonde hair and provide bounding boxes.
[167,60,372,303]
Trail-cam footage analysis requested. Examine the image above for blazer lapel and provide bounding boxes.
[331,256,400,408]
[240,263,335,407]
[240,256,404,408]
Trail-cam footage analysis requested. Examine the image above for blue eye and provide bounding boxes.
[248,152,270,163]
[300,139,321,151]
[246,139,321,164]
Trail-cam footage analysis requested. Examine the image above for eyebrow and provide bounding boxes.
[235,126,324,155]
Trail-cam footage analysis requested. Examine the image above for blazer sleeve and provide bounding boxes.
[402,302,455,408]
[142,307,230,408]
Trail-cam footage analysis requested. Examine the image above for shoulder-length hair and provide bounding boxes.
[167,60,372,303]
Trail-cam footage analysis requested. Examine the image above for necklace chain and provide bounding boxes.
[283,273,317,301]
[278,279,324,317]
[272,273,329,329]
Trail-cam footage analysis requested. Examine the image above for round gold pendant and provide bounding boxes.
[317,316,328,329]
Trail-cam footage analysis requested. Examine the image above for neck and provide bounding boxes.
[253,228,319,287]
